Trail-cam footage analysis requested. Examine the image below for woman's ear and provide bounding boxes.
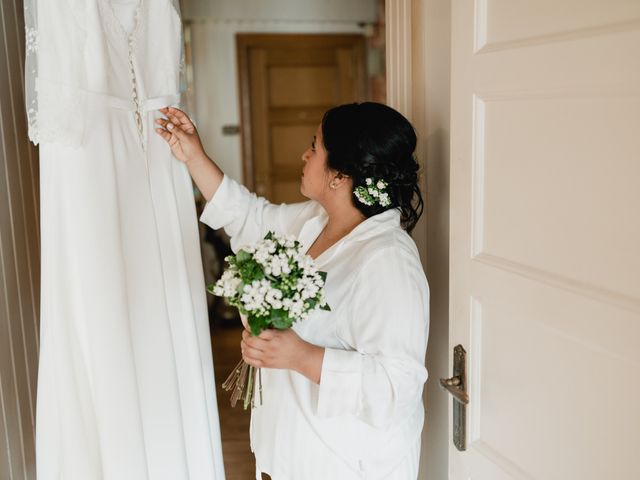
[329,172,350,190]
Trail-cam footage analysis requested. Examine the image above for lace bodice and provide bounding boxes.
[25,0,186,147]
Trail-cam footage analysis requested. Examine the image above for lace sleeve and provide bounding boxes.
[24,0,39,144]
[24,0,87,147]
[169,0,187,96]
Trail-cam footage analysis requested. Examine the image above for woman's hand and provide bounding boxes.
[154,107,224,200]
[155,107,206,165]
[241,328,325,384]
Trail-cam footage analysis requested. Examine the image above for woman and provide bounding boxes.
[155,102,430,480]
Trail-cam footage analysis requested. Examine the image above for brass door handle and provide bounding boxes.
[439,375,469,405]
[441,344,468,451]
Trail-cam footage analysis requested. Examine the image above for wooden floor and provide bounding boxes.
[210,324,256,479]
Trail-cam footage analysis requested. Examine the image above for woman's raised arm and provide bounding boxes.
[156,107,318,251]
[155,107,222,201]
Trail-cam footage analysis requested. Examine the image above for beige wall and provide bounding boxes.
[418,1,451,478]
[0,0,40,478]
[386,0,451,478]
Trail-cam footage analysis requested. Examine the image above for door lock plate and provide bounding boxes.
[439,344,468,451]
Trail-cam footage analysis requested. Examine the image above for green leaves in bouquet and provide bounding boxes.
[269,308,292,330]
[318,271,331,311]
[247,309,293,336]
[303,296,331,313]
[236,249,265,284]
[248,313,269,337]
[235,249,252,264]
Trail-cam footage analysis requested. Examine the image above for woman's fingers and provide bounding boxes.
[160,106,182,121]
[155,118,171,137]
[155,117,181,135]
[155,117,180,132]
[164,121,187,141]
[164,111,181,127]
[160,106,182,119]
[155,125,169,139]
[160,107,195,133]
[243,355,263,368]
[242,331,277,366]
[155,126,176,146]
[241,331,268,367]
[154,123,179,142]
[158,108,182,128]
[258,330,276,340]
[242,330,269,350]
[242,344,264,359]
[167,107,192,126]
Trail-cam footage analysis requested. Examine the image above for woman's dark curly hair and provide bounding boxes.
[321,102,424,233]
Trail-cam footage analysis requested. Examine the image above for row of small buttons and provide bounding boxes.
[128,35,144,149]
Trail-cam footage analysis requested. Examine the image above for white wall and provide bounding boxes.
[183,0,376,182]
[183,0,377,23]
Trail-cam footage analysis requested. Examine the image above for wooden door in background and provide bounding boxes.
[237,34,366,203]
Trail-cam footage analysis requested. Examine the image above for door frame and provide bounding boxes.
[236,33,367,192]
[386,0,429,270]
[386,1,451,479]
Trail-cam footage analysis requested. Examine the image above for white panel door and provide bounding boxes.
[449,1,640,479]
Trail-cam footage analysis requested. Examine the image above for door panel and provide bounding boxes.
[270,181,306,205]
[477,0,640,48]
[450,1,640,479]
[271,125,318,168]
[477,95,640,299]
[268,67,338,106]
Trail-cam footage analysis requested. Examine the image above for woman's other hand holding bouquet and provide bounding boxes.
[241,328,324,384]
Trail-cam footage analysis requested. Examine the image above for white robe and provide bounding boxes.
[201,174,430,480]
[33,1,225,478]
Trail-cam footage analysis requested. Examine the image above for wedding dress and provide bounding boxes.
[25,1,225,478]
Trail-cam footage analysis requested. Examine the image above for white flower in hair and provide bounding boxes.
[354,177,391,208]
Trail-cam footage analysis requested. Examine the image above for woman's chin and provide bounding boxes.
[299,182,311,200]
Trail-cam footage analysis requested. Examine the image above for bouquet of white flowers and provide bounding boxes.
[208,231,330,409]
